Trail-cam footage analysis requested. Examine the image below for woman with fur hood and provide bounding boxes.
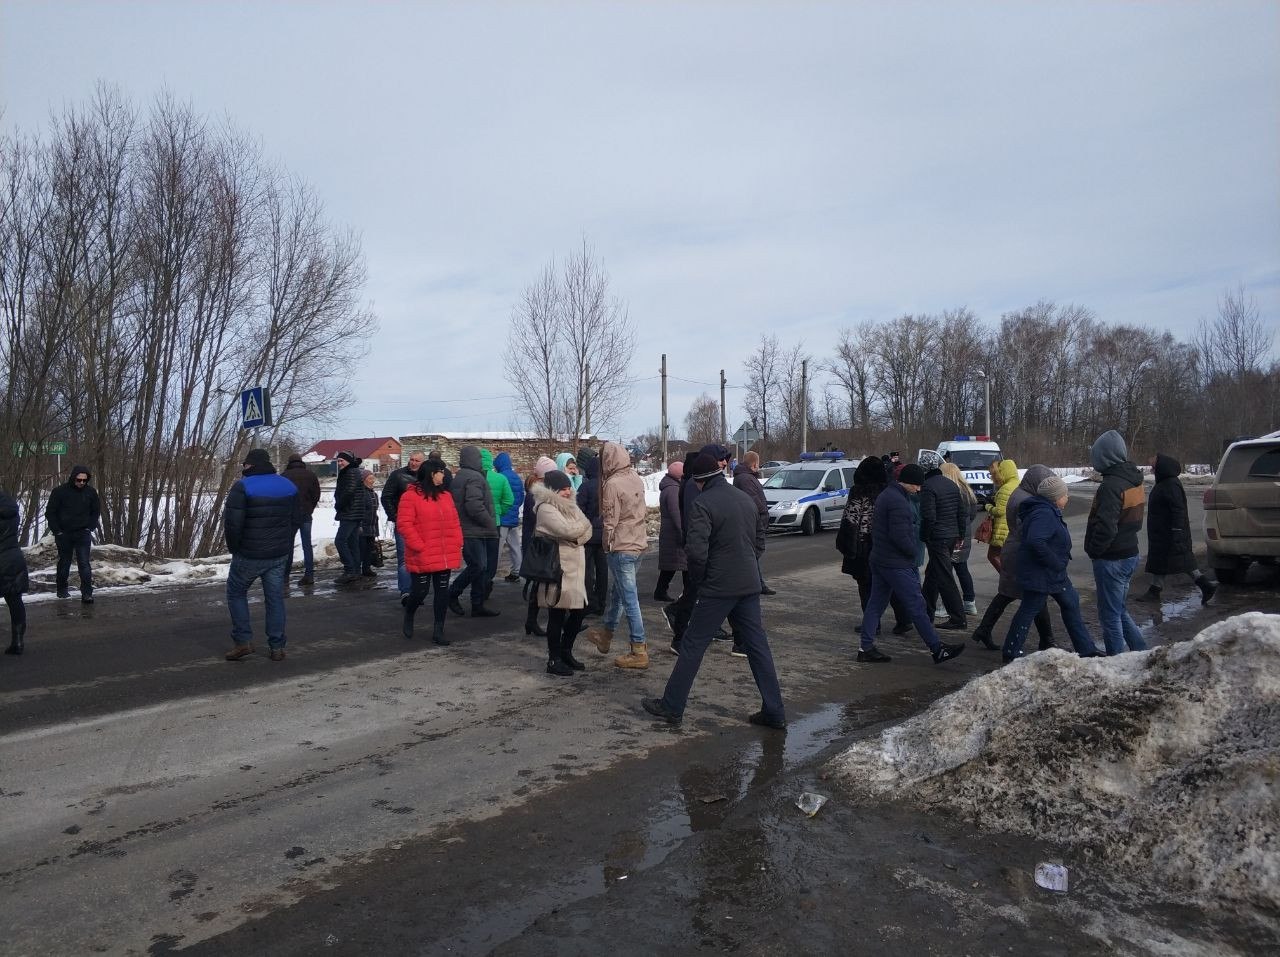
[531,470,593,676]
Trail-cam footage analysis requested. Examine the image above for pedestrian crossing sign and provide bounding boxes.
[240,386,272,429]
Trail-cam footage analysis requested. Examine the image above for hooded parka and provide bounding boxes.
[1145,453,1196,575]
[531,482,593,610]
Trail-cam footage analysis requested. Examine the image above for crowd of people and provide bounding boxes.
[0,429,1219,729]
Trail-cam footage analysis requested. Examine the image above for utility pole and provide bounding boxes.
[800,359,809,455]
[583,361,592,442]
[660,354,668,467]
[719,369,727,448]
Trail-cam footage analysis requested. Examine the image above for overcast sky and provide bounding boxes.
[3,1,1277,444]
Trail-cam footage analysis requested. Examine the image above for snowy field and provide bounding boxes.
[831,612,1280,914]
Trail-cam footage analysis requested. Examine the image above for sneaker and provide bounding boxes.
[653,592,675,603]
[471,606,500,618]
[81,595,95,604]
[933,609,949,621]
[857,646,892,663]
[891,622,913,636]
[963,600,978,615]
[269,648,286,662]
[448,596,465,616]
[504,573,521,583]
[225,643,255,661]
[400,593,411,606]
[932,642,965,664]
[748,710,787,729]
[712,628,733,642]
[760,585,777,596]
[730,644,748,658]
[641,697,682,725]
[936,619,967,631]
[56,588,71,599]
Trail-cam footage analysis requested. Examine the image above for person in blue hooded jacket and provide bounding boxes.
[493,452,525,582]
[1001,474,1101,662]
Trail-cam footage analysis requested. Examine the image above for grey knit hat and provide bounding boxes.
[1036,474,1069,501]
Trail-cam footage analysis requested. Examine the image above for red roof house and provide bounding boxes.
[302,437,402,472]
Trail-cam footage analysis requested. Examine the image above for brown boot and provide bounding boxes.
[584,627,613,654]
[614,641,649,669]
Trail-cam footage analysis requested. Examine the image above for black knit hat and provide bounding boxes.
[336,450,361,466]
[690,453,722,481]
[544,470,573,492]
[244,448,272,469]
[898,463,926,485]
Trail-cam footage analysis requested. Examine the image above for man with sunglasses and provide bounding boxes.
[45,464,101,603]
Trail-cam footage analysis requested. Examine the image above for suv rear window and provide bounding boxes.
[1220,444,1280,483]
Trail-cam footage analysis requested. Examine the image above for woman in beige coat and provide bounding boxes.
[531,471,593,676]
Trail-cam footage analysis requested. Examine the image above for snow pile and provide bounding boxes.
[832,613,1280,912]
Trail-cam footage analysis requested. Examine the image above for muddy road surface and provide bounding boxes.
[1,499,1276,956]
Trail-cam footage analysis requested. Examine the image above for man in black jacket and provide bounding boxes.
[381,450,425,601]
[224,449,301,662]
[732,451,773,596]
[446,445,499,617]
[332,451,366,584]
[45,464,101,603]
[282,455,322,587]
[642,453,786,729]
[918,450,968,628]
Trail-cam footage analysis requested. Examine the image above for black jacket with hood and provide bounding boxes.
[1145,453,1197,575]
[0,490,30,595]
[1085,430,1145,561]
[451,446,497,539]
[282,457,322,518]
[334,459,368,523]
[45,464,101,537]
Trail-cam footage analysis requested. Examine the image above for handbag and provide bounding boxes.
[521,506,563,604]
[975,515,993,544]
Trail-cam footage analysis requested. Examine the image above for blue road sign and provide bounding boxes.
[240,387,272,429]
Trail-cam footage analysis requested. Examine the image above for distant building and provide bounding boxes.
[399,433,597,476]
[302,437,403,474]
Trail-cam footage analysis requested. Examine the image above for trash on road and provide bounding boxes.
[1034,862,1069,892]
[795,792,828,817]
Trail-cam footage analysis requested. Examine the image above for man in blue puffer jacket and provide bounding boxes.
[224,449,302,662]
[494,452,525,582]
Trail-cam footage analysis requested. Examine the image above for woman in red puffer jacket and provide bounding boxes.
[397,457,463,644]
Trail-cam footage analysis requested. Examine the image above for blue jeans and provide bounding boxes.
[296,518,314,578]
[859,564,942,654]
[227,554,287,650]
[603,552,646,643]
[335,520,361,575]
[1002,582,1100,659]
[1093,556,1147,654]
[660,593,784,721]
[55,529,94,596]
[394,528,411,595]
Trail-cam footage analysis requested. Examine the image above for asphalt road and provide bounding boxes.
[1,484,1275,956]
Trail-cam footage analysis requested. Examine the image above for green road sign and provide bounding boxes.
[10,441,68,456]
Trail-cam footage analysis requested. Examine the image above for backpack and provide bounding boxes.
[521,504,563,605]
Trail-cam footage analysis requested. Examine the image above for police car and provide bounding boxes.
[763,451,862,535]
[919,436,1002,500]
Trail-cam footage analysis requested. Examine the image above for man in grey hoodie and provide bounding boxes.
[446,446,500,617]
[1085,429,1147,655]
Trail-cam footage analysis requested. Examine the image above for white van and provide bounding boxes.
[919,436,1002,499]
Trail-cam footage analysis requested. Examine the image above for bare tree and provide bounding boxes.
[683,393,721,447]
[743,334,780,442]
[825,322,880,436]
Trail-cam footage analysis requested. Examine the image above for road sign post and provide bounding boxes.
[240,387,272,431]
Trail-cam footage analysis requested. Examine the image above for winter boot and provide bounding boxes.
[614,641,650,670]
[402,605,416,640]
[971,627,998,651]
[1138,585,1162,602]
[432,621,450,646]
[1036,634,1057,651]
[584,626,613,655]
[4,622,24,656]
[524,610,546,637]
[1198,577,1217,606]
[562,631,586,671]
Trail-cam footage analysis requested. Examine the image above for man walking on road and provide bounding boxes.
[642,452,786,728]
[918,449,967,628]
[381,450,426,601]
[855,463,965,665]
[1085,429,1148,655]
[447,446,500,617]
[282,455,321,586]
[224,449,301,662]
[45,464,100,603]
[732,451,774,596]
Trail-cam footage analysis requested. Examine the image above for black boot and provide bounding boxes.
[1138,585,1162,602]
[971,627,998,650]
[562,630,585,671]
[4,622,23,656]
[1198,577,1217,606]
[1036,634,1057,651]
[402,604,416,639]
[432,621,450,646]
[524,611,546,636]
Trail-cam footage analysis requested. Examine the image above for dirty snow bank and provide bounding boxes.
[832,613,1280,913]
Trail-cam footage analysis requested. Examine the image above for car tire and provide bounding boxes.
[1214,561,1249,585]
[800,508,819,536]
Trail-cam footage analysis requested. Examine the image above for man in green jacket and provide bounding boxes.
[480,449,514,601]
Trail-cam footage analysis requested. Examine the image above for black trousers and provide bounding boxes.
[583,543,608,611]
[3,591,24,629]
[921,539,965,623]
[546,608,586,661]
[655,569,688,598]
[406,571,451,624]
[55,530,93,595]
[975,592,1053,642]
